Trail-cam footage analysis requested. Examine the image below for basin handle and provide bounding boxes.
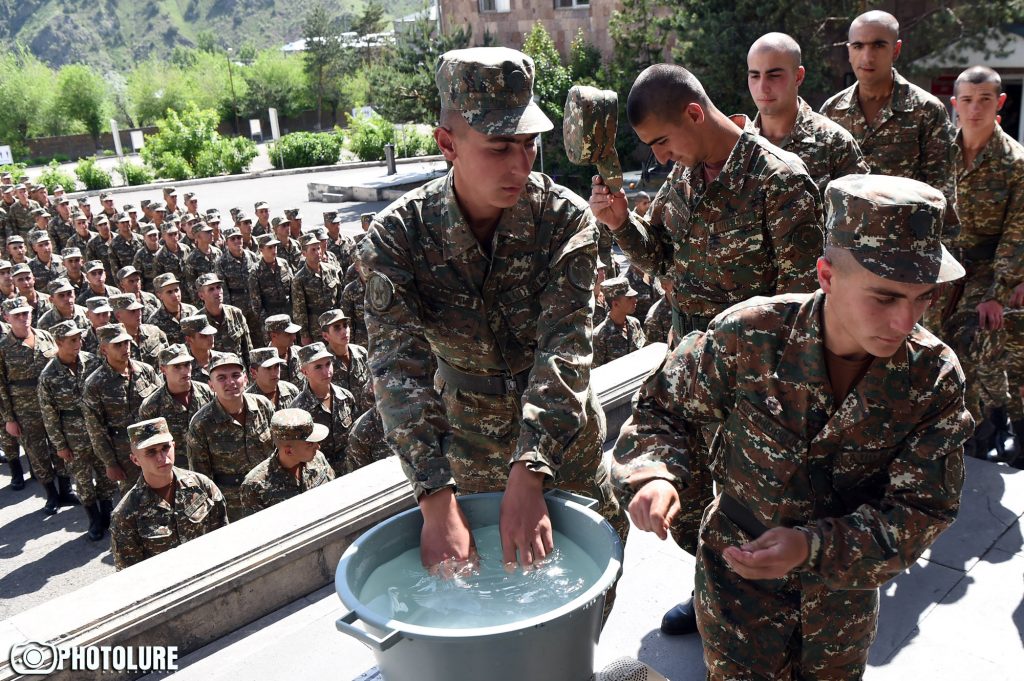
[545,488,598,510]
[335,610,403,651]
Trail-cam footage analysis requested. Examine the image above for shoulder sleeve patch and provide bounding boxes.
[365,272,396,313]
[565,252,596,292]
[790,222,824,256]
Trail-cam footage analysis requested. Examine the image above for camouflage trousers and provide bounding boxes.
[220,484,254,523]
[669,424,718,555]
[697,501,877,680]
[65,444,119,506]
[941,305,1001,423]
[10,398,63,484]
[346,408,389,473]
[110,440,143,494]
[974,308,1024,422]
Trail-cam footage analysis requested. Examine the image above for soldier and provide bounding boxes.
[138,344,215,468]
[207,213,223,247]
[821,10,958,241]
[588,62,824,635]
[273,217,303,271]
[186,353,276,520]
[235,211,258,253]
[153,223,192,304]
[47,197,75,253]
[109,417,228,571]
[284,207,303,239]
[246,347,300,409]
[644,277,676,347]
[594,257,609,326]
[82,296,112,355]
[7,184,41,242]
[132,224,161,292]
[117,266,160,317]
[147,273,199,345]
[38,320,115,540]
[109,213,144,275]
[183,192,200,221]
[76,259,121,305]
[183,223,222,300]
[12,263,52,320]
[28,230,66,292]
[264,314,303,386]
[593,277,646,367]
[38,278,90,332]
[345,406,390,471]
[164,187,183,218]
[0,296,71,514]
[358,47,623,572]
[319,309,373,415]
[124,203,141,232]
[632,191,651,217]
[240,408,335,514]
[747,33,869,196]
[181,314,221,385]
[325,213,356,272]
[248,233,294,336]
[355,211,374,250]
[61,247,88,298]
[253,201,272,237]
[82,323,162,491]
[288,342,357,477]
[196,272,252,365]
[6,235,28,265]
[292,232,343,344]
[110,293,168,369]
[340,264,368,348]
[86,215,115,282]
[613,174,970,679]
[216,225,261,344]
[97,192,119,226]
[624,264,658,322]
[0,259,15,300]
[65,212,96,255]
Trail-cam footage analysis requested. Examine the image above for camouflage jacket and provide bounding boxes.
[82,359,162,467]
[612,290,970,590]
[28,255,66,292]
[821,68,959,241]
[37,304,90,335]
[240,450,335,514]
[65,273,89,301]
[245,378,300,410]
[329,344,374,415]
[138,381,216,466]
[614,129,823,319]
[65,230,96,255]
[132,246,160,292]
[146,302,199,345]
[357,170,600,497]
[593,315,646,367]
[25,291,53,321]
[248,257,293,322]
[288,384,356,475]
[76,283,120,306]
[109,232,145,275]
[186,393,276,479]
[48,216,74,252]
[183,245,222,297]
[153,244,191,288]
[277,237,303,271]
[86,234,115,280]
[201,304,252,365]
[216,249,260,311]
[0,328,58,422]
[7,200,41,241]
[341,278,367,347]
[38,351,103,452]
[109,467,228,570]
[644,296,674,346]
[625,268,658,321]
[129,323,169,369]
[329,235,357,273]
[346,407,389,472]
[594,296,608,327]
[292,262,344,341]
[953,126,1024,305]
[752,97,870,196]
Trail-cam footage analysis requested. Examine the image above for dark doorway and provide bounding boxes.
[1001,81,1022,142]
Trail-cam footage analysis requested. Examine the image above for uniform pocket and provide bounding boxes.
[442,384,517,439]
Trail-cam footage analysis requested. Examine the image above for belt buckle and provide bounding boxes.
[503,376,517,393]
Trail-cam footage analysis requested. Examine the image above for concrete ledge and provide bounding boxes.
[593,342,667,442]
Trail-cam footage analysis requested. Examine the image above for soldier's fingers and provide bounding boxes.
[592,174,605,187]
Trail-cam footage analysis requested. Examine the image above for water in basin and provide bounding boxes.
[358,524,602,629]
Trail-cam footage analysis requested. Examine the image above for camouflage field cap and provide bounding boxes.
[31,208,50,218]
[436,47,553,136]
[285,208,302,220]
[271,408,329,443]
[563,85,622,192]
[97,323,132,344]
[117,265,139,281]
[7,235,25,246]
[142,224,160,237]
[161,223,180,235]
[222,226,241,240]
[298,232,319,249]
[55,196,70,205]
[154,272,180,290]
[318,308,349,329]
[61,247,83,259]
[359,211,375,226]
[208,352,244,372]
[236,211,251,223]
[123,203,137,212]
[271,217,285,229]
[84,260,105,273]
[330,214,343,225]
[251,346,287,368]
[86,296,112,314]
[311,227,328,241]
[47,278,74,295]
[254,201,270,210]
[2,296,32,315]
[255,234,281,248]
[163,186,178,197]
[158,343,194,366]
[151,201,167,212]
[110,293,143,312]
[1,186,12,194]
[29,230,50,245]
[196,272,222,288]
[0,260,12,271]
[298,342,332,366]
[322,210,337,223]
[94,215,110,227]
[49,319,86,338]
[115,212,130,223]
[825,174,965,285]
[11,263,31,277]
[265,314,301,335]
[195,222,214,233]
[180,314,217,336]
[183,191,196,201]
[129,417,174,450]
[99,192,113,201]
[601,276,639,299]
[140,199,152,209]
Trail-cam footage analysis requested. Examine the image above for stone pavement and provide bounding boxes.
[139,457,1023,681]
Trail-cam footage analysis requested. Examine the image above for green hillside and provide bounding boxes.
[0,0,428,70]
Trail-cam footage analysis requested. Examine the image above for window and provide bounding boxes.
[479,0,511,12]
[555,0,589,8]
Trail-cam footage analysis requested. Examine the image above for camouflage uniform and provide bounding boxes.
[346,406,391,471]
[288,384,356,477]
[110,466,228,571]
[8,199,41,242]
[65,228,96,256]
[644,296,674,346]
[47,214,74,253]
[183,245,222,300]
[329,344,374,415]
[821,67,959,241]
[37,303,90,334]
[292,260,344,342]
[277,236,303,271]
[593,316,646,367]
[240,450,334,514]
[202,303,252,366]
[76,283,120,306]
[624,268,658,322]
[216,246,261,338]
[132,246,160,293]
[341,276,368,348]
[246,378,300,410]
[109,231,144,275]
[248,255,294,325]
[613,175,969,678]
[138,381,216,468]
[752,97,870,196]
[28,255,65,293]
[153,244,192,302]
[85,233,114,281]
[147,302,199,346]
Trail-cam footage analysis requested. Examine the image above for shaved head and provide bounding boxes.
[850,10,899,42]
[955,65,1002,96]
[626,64,711,127]
[748,32,802,69]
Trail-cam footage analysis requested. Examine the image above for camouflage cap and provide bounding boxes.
[206,213,221,224]
[322,210,337,223]
[97,323,132,344]
[271,408,329,443]
[318,308,349,329]
[115,212,130,223]
[436,47,553,136]
[163,186,178,196]
[128,417,174,450]
[76,196,89,204]
[13,183,26,191]
[55,196,70,205]
[563,84,622,192]
[2,296,32,315]
[151,201,167,212]
[208,352,244,372]
[196,272,222,289]
[94,215,110,227]
[123,203,137,212]
[250,346,287,368]
[297,341,332,366]
[158,343,194,366]
[0,260,12,271]
[271,217,284,229]
[49,319,86,338]
[298,232,319,248]
[86,296,113,313]
[254,201,269,210]
[825,174,965,285]
[29,230,50,245]
[229,207,241,218]
[61,247,83,259]
[205,207,219,217]
[11,263,31,277]
[47,278,74,295]
[183,191,196,201]
[84,259,105,273]
[30,208,50,219]
[99,192,113,200]
[265,314,301,335]
[1,186,13,194]
[195,222,214,233]
[235,211,251,222]
[180,314,217,336]
[7,235,25,245]
[160,223,180,236]
[601,276,638,299]
[222,226,241,239]
[330,214,343,225]
[311,227,328,241]
[255,234,281,248]
[142,223,160,236]
[153,272,180,290]
[140,199,152,209]
[110,293,143,312]
[284,208,302,220]
[117,265,139,281]
[360,212,375,228]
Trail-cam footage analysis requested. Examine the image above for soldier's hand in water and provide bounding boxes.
[500,462,552,569]
[105,464,127,482]
[628,479,679,540]
[419,486,476,575]
[722,526,810,580]
[589,175,630,231]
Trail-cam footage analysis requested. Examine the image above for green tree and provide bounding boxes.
[241,50,311,120]
[56,64,110,148]
[353,1,387,36]
[569,29,604,86]
[302,3,346,129]
[0,47,62,155]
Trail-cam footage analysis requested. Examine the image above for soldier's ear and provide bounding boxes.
[434,127,457,161]
[817,256,834,293]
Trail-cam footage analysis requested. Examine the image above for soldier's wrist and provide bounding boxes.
[793,525,821,572]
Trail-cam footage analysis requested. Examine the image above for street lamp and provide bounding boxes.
[226,48,241,135]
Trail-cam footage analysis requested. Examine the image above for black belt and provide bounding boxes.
[719,492,768,539]
[961,242,998,262]
[213,473,245,487]
[435,356,530,396]
[7,378,36,388]
[673,311,714,336]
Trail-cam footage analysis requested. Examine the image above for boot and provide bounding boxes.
[56,475,81,506]
[84,502,104,541]
[1007,419,1024,469]
[42,480,60,515]
[98,498,115,531]
[970,413,998,459]
[660,593,699,636]
[8,456,25,491]
[991,408,1017,463]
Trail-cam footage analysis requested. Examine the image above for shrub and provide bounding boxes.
[268,131,343,169]
[154,152,194,181]
[217,136,258,175]
[141,104,256,179]
[0,162,28,179]
[75,157,113,190]
[346,112,394,161]
[395,125,436,158]
[117,161,155,186]
[36,160,77,193]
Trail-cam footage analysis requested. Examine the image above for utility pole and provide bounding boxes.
[226,48,241,135]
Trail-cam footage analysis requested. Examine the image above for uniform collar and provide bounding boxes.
[752,98,816,145]
[694,129,758,198]
[833,68,915,114]
[442,170,535,261]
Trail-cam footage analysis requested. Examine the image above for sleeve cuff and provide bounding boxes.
[794,525,822,572]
